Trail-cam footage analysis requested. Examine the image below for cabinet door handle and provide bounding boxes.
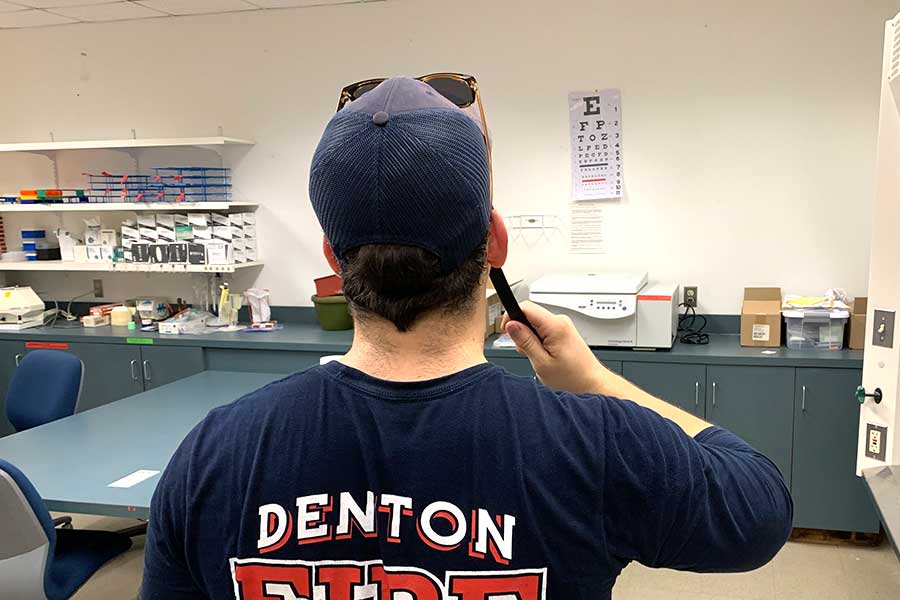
[801,385,807,411]
[14,353,22,366]
[694,381,700,407]
[130,359,139,381]
[142,360,151,382]
[712,381,717,407]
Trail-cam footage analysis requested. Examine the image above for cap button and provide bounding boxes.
[373,111,389,126]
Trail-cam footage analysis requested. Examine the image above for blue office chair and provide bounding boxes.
[6,350,84,433]
[6,349,85,531]
[0,459,133,599]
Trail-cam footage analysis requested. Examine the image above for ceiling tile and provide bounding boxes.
[136,0,256,16]
[0,8,77,26]
[0,1,26,12]
[50,1,166,21]
[247,0,360,7]
[11,0,114,7]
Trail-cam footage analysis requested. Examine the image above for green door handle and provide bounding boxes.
[856,385,883,404]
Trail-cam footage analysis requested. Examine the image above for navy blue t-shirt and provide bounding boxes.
[142,361,792,600]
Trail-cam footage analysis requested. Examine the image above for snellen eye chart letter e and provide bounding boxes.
[569,89,623,201]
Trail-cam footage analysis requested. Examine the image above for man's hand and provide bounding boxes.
[502,301,610,394]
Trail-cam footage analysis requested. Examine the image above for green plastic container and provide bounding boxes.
[312,294,353,331]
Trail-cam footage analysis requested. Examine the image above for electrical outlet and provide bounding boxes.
[92,279,103,298]
[865,423,888,461]
[684,286,698,308]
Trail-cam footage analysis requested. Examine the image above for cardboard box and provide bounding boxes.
[188,213,211,228]
[84,224,102,246]
[173,214,190,226]
[231,225,244,239]
[485,289,504,339]
[211,213,230,226]
[121,225,139,243]
[229,213,243,226]
[848,297,868,350]
[73,245,89,263]
[137,215,156,228]
[156,214,175,228]
[157,226,176,243]
[86,246,104,262]
[187,243,206,265]
[204,241,232,265]
[139,227,159,242]
[149,244,170,263]
[169,242,188,263]
[175,224,193,241]
[131,243,151,263]
[740,287,782,347]
[99,229,117,246]
[243,224,256,238]
[241,212,256,225]
[244,247,258,262]
[192,226,212,241]
[212,226,233,241]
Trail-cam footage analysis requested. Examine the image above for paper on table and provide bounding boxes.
[108,469,160,488]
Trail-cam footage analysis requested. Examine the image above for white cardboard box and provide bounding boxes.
[241,212,256,225]
[137,215,156,228]
[212,226,232,241]
[192,226,212,240]
[188,213,211,227]
[211,213,230,226]
[204,241,233,265]
[156,214,175,228]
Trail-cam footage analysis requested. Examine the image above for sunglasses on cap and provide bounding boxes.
[335,73,541,340]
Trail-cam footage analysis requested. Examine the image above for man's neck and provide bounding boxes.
[339,309,487,382]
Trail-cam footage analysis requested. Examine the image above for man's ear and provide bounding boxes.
[322,235,341,274]
[487,209,508,268]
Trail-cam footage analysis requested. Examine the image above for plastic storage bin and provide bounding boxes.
[783,309,849,350]
[312,294,353,331]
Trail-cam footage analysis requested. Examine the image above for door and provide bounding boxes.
[0,340,25,437]
[140,346,205,390]
[707,365,794,486]
[623,362,706,418]
[794,369,880,532]
[26,342,145,412]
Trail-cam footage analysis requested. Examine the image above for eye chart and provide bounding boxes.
[568,89,623,200]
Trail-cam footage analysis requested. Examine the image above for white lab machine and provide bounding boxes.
[529,272,679,349]
[0,287,45,330]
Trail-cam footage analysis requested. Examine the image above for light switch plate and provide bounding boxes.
[872,309,895,348]
[865,423,888,461]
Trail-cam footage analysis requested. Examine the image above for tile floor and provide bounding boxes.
[66,514,900,600]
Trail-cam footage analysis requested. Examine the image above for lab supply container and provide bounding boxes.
[312,294,353,331]
[153,166,232,203]
[314,274,342,297]
[783,309,849,350]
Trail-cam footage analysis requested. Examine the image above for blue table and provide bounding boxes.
[0,371,282,519]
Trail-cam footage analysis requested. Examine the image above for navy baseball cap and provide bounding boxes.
[309,77,491,274]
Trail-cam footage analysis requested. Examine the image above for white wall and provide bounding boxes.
[0,0,895,313]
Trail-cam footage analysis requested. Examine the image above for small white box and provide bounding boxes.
[243,224,256,237]
[245,247,258,262]
[233,249,245,263]
[212,226,232,241]
[156,214,175,228]
[139,227,159,241]
[241,212,256,225]
[137,215,156,228]
[85,225,102,246]
[231,226,244,239]
[243,236,257,250]
[211,213,230,226]
[173,213,190,226]
[204,242,232,265]
[157,227,176,243]
[192,226,212,240]
[121,225,139,241]
[100,229,117,246]
[229,213,243,226]
[86,246,103,262]
[188,213,211,227]
[100,246,114,261]
[73,245,89,263]
[231,238,245,251]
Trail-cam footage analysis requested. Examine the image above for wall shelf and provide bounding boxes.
[0,261,263,274]
[0,136,254,153]
[0,202,258,213]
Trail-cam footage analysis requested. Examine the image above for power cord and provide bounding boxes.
[678,303,709,345]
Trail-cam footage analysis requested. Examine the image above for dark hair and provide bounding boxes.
[340,239,488,332]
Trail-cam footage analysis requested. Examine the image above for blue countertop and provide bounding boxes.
[0,323,863,368]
